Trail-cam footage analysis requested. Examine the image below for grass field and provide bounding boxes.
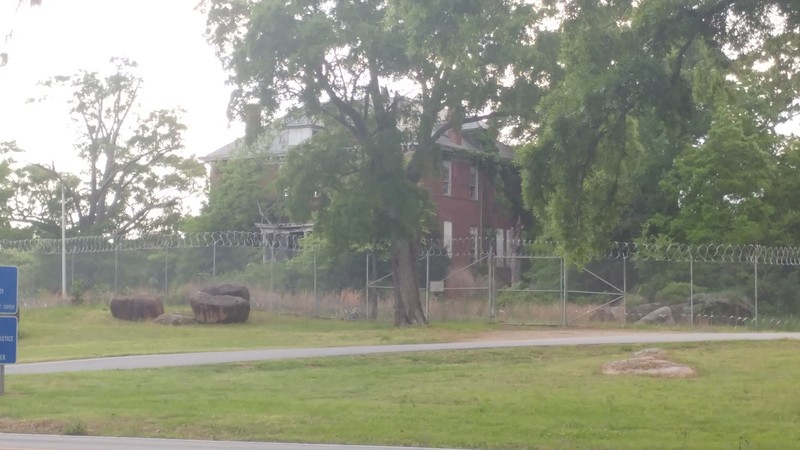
[16,305,497,362]
[4,305,800,449]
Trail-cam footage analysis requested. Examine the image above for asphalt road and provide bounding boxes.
[3,331,800,450]
[0,434,454,450]
[7,331,800,375]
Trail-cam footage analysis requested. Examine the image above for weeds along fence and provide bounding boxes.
[1,232,800,328]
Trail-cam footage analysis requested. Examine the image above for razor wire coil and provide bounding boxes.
[1,233,799,266]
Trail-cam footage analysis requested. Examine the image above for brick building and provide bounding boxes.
[201,115,520,271]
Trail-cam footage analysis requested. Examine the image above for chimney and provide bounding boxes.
[445,108,463,146]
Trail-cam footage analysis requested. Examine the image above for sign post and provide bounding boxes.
[0,266,19,397]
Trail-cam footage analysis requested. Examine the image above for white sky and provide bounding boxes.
[0,0,243,176]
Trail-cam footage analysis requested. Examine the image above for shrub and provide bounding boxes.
[63,420,88,436]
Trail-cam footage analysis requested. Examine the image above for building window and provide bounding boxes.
[442,160,452,196]
[443,221,453,256]
[470,165,479,200]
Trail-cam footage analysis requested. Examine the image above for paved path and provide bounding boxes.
[0,433,453,450]
[7,332,800,375]
[3,332,800,450]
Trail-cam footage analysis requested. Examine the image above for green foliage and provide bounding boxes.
[188,155,279,233]
[204,0,542,243]
[518,0,800,261]
[69,279,88,306]
[204,0,543,323]
[62,420,89,436]
[518,2,646,263]
[653,282,693,305]
[662,104,776,244]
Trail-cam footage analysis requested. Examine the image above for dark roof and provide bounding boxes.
[201,115,513,162]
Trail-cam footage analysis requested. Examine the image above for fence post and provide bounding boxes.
[754,247,759,330]
[164,248,169,306]
[425,249,430,320]
[622,255,627,326]
[365,253,370,320]
[269,247,275,295]
[212,242,217,280]
[489,245,495,323]
[561,258,568,327]
[313,245,318,315]
[689,254,694,328]
[114,245,119,295]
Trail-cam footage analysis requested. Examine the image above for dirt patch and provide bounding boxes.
[468,327,644,341]
[0,417,68,434]
[601,348,696,378]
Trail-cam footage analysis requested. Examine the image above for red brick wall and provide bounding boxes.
[421,156,514,268]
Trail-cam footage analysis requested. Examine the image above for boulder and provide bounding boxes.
[189,291,250,324]
[110,296,164,321]
[669,304,689,323]
[153,313,197,326]
[636,306,674,325]
[694,293,753,317]
[200,284,250,302]
[591,306,625,322]
[626,302,664,322]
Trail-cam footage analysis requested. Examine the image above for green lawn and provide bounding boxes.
[6,305,800,449]
[16,305,496,362]
[3,340,800,449]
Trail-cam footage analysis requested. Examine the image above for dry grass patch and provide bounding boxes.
[601,347,697,378]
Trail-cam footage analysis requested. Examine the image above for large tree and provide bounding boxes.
[9,58,205,238]
[519,0,800,261]
[204,0,546,325]
[187,152,282,232]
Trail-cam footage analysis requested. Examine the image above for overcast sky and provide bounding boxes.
[0,0,243,175]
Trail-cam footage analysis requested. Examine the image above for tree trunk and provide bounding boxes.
[390,236,428,325]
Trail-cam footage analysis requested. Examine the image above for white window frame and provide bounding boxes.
[469,165,479,200]
[442,160,452,196]
[443,221,453,256]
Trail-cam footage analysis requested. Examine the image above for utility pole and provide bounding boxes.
[60,173,67,300]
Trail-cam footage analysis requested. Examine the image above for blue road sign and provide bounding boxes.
[0,266,18,315]
[0,316,16,364]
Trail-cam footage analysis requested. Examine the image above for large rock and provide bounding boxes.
[200,284,250,302]
[110,296,164,321]
[591,306,625,322]
[153,313,197,326]
[626,302,664,322]
[189,291,250,324]
[636,306,674,325]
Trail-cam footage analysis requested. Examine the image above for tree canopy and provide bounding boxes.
[518,0,800,262]
[5,58,205,238]
[204,0,544,324]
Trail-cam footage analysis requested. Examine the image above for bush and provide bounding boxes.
[63,420,88,436]
[654,282,693,304]
[69,280,88,306]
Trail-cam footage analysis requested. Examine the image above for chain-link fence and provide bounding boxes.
[2,232,799,328]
